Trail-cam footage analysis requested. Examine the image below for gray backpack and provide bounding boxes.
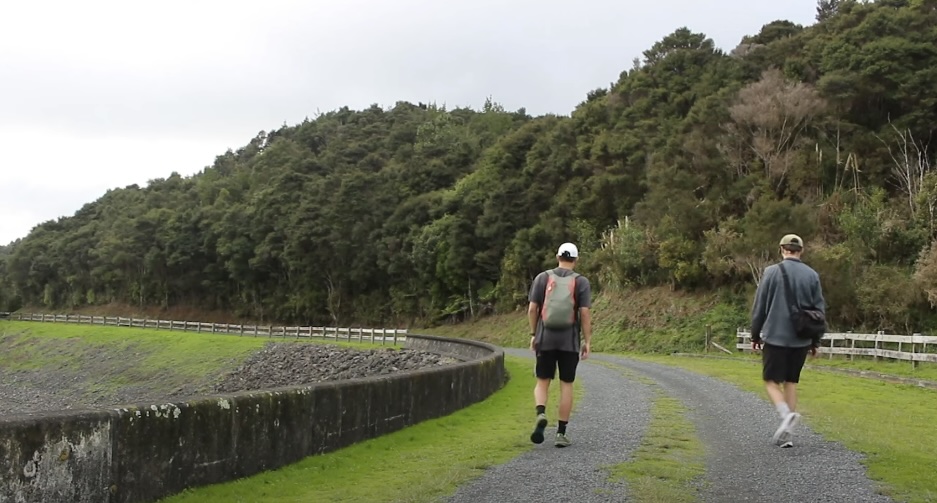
[540,270,579,329]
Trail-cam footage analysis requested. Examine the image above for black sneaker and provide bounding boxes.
[530,413,548,444]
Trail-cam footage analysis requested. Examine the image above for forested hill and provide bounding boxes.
[3,0,937,332]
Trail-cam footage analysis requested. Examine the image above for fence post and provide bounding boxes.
[912,333,921,370]
[705,324,712,353]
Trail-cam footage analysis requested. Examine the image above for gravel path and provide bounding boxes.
[447,350,893,503]
[591,354,893,503]
[446,348,655,502]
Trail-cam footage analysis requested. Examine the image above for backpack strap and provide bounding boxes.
[540,270,555,315]
[778,262,798,311]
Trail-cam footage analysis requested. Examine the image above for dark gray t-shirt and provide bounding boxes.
[529,267,592,353]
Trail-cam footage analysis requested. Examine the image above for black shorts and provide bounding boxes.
[535,350,580,383]
[762,343,809,383]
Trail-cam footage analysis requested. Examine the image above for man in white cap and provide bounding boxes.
[750,233,826,448]
[527,242,593,447]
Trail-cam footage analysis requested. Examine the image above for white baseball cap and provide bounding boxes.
[557,242,579,259]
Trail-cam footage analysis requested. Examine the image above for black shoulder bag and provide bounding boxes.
[778,261,827,343]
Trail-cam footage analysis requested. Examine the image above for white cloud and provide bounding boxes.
[0,127,232,244]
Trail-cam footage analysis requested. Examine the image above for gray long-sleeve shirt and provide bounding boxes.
[751,257,826,348]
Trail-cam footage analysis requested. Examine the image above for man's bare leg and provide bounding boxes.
[783,382,798,412]
[535,378,550,409]
[553,380,574,447]
[765,380,786,410]
[766,380,800,446]
[558,381,574,421]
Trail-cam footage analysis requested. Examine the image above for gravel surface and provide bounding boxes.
[0,342,457,416]
[0,370,84,414]
[592,354,893,503]
[446,348,654,502]
[213,343,458,393]
[447,350,892,503]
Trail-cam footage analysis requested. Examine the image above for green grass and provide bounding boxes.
[425,288,749,354]
[591,360,706,503]
[675,351,937,385]
[428,292,937,387]
[0,320,263,375]
[160,355,581,503]
[627,353,937,503]
[0,320,403,397]
[609,394,705,503]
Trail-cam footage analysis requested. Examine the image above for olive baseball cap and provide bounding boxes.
[779,234,804,249]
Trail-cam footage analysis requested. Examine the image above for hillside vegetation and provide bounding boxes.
[2,0,937,336]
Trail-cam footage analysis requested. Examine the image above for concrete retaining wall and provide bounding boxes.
[0,335,505,503]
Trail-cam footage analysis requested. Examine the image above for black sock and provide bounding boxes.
[558,420,568,434]
[536,405,546,415]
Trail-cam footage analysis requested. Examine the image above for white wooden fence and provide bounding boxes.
[1,312,407,345]
[737,329,937,365]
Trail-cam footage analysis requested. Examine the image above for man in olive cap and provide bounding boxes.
[750,234,826,448]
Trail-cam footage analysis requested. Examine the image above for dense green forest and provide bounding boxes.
[2,0,937,333]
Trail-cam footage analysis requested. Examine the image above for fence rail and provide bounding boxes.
[737,329,937,365]
[0,312,407,344]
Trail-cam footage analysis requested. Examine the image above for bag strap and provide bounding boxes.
[778,261,799,310]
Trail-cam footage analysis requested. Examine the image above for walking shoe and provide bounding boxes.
[772,412,801,445]
[530,413,548,444]
[780,440,794,448]
[554,432,571,448]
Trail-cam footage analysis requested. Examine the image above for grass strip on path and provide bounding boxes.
[161,355,579,503]
[628,353,937,503]
[591,360,706,503]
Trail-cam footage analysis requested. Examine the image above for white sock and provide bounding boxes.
[776,402,791,419]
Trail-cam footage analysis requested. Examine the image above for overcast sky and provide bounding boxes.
[0,0,819,246]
